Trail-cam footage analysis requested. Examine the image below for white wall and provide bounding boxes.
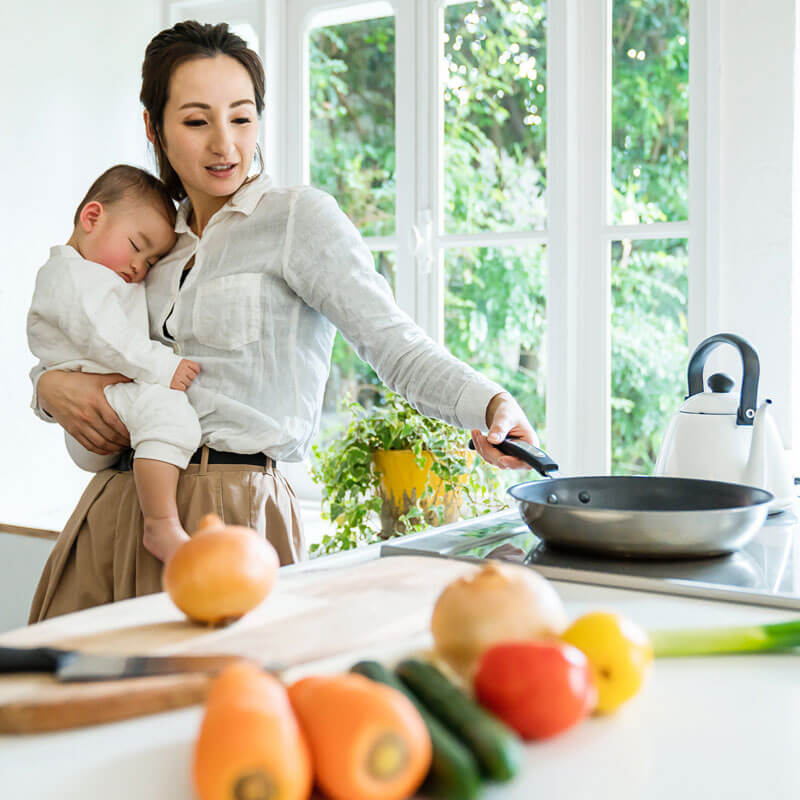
[0,0,163,529]
[0,534,54,633]
[713,0,797,446]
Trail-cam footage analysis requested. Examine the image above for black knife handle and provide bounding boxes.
[0,646,70,674]
[468,437,559,477]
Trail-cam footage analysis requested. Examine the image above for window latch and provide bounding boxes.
[411,209,434,275]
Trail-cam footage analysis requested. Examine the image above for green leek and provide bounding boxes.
[650,618,800,657]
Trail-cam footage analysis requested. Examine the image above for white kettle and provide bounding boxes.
[654,333,795,513]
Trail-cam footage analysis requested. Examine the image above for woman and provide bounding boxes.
[29,21,538,622]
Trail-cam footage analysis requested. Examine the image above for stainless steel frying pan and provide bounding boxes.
[475,439,773,558]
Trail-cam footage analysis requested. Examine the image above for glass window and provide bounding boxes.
[444,245,546,435]
[308,12,396,237]
[611,238,688,475]
[611,0,689,224]
[443,0,547,234]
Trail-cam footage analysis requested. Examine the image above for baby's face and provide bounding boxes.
[82,197,176,283]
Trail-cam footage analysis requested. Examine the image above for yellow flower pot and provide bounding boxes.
[372,449,471,538]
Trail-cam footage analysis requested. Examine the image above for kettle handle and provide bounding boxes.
[687,333,759,426]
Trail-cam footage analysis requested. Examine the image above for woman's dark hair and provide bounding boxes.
[140,20,265,201]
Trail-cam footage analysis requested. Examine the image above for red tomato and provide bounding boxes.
[473,641,597,740]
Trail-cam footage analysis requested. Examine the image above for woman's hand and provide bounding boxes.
[471,392,540,470]
[38,371,132,455]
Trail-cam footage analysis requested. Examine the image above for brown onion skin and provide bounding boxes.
[163,515,279,625]
[431,561,568,680]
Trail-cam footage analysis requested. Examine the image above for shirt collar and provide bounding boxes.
[174,172,274,234]
[51,244,82,259]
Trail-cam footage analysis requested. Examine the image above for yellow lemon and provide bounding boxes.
[561,611,653,714]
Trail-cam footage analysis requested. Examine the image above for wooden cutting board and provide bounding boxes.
[0,555,477,732]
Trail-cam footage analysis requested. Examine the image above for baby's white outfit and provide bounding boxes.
[27,245,201,472]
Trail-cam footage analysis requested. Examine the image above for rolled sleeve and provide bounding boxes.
[454,379,507,432]
[29,364,55,423]
[283,187,510,431]
[150,351,183,389]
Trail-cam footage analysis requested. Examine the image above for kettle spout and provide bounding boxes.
[743,400,794,511]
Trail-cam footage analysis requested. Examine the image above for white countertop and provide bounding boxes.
[1,556,799,799]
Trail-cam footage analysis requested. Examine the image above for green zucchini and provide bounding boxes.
[350,660,483,800]
[395,658,523,782]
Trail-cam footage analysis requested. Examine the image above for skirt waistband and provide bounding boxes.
[117,447,275,471]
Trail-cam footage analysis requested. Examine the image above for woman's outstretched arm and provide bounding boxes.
[37,370,132,455]
[283,188,540,469]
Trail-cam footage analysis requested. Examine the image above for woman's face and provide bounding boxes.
[155,55,259,209]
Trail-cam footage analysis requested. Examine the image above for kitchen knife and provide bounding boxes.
[0,645,246,682]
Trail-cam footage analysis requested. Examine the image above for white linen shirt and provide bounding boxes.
[34,175,506,462]
[28,245,182,386]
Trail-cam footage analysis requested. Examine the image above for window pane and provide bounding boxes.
[444,246,546,435]
[321,251,396,421]
[443,1,547,234]
[611,0,689,224]
[611,238,688,475]
[309,13,396,237]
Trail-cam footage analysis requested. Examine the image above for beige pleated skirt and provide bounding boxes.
[28,450,306,623]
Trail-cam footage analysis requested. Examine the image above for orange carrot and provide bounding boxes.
[193,662,312,800]
[288,673,432,800]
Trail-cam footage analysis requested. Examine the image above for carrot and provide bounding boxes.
[287,673,432,800]
[193,662,313,800]
[204,661,278,710]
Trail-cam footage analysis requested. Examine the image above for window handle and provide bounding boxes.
[411,209,434,274]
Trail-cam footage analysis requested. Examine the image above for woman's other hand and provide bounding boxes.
[38,371,132,455]
[471,392,539,470]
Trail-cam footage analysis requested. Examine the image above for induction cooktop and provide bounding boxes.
[380,506,800,609]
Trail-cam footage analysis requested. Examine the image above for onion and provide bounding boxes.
[431,561,568,680]
[163,514,279,626]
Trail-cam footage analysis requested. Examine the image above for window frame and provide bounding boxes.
[286,0,418,317]
[548,0,714,474]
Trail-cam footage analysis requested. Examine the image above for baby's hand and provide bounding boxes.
[171,359,200,391]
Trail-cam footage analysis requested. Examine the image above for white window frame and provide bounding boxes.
[166,0,719,477]
[547,0,717,474]
[285,0,418,318]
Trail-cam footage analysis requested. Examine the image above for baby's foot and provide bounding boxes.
[142,515,190,564]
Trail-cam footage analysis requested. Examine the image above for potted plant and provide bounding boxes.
[310,391,507,555]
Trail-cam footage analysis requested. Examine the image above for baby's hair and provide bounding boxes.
[73,164,177,228]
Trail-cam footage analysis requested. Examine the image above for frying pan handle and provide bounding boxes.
[469,437,559,477]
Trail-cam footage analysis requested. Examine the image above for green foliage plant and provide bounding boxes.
[310,391,507,555]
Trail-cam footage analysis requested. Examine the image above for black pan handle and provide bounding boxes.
[0,646,70,674]
[469,437,559,477]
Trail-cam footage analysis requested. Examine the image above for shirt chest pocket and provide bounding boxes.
[192,273,263,350]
